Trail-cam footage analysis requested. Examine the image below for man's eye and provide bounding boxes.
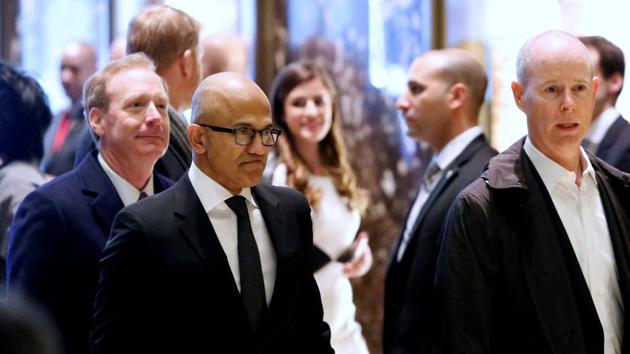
[409,84,424,95]
[544,86,560,94]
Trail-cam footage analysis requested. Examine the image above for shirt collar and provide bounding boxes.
[586,107,619,144]
[188,162,257,213]
[97,153,154,206]
[433,126,483,170]
[524,137,597,192]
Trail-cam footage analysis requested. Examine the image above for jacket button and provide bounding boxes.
[564,331,574,343]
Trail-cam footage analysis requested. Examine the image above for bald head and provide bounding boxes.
[192,72,269,126]
[61,42,97,104]
[420,48,488,114]
[516,30,594,87]
[189,72,272,194]
[201,33,248,77]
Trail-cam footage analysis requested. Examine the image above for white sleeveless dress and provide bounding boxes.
[272,164,369,354]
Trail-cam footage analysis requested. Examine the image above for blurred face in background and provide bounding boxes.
[283,77,333,146]
[60,43,97,104]
[397,54,452,150]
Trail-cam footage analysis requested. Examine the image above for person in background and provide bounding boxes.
[74,5,201,181]
[201,32,248,77]
[579,35,630,173]
[0,296,62,354]
[91,72,333,354]
[6,53,173,354]
[108,36,126,62]
[42,42,96,176]
[0,63,52,297]
[383,48,497,354]
[270,61,372,354]
[435,30,630,354]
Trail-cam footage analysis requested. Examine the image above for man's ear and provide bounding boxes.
[188,124,208,154]
[592,76,600,101]
[511,81,527,113]
[89,107,106,139]
[607,72,622,96]
[447,83,467,110]
[180,49,195,79]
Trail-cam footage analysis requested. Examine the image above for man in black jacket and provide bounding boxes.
[383,48,496,354]
[436,30,630,354]
[91,72,333,354]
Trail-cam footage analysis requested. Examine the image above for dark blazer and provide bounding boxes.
[6,151,172,354]
[383,134,497,354]
[435,138,630,354]
[73,107,192,181]
[596,115,630,173]
[91,176,334,354]
[42,103,86,176]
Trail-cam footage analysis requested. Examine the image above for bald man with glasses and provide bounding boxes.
[91,72,333,354]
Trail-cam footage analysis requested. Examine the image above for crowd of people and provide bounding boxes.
[1,4,630,354]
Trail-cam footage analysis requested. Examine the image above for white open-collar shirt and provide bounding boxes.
[98,153,154,206]
[524,137,622,354]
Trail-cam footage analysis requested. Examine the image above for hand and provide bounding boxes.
[342,231,372,278]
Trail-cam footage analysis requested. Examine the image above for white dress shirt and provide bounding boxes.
[98,153,154,206]
[188,162,276,305]
[396,126,483,261]
[585,107,620,151]
[524,137,623,354]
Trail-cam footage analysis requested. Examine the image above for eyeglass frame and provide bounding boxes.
[196,123,282,146]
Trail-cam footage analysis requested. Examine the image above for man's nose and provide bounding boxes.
[61,68,73,83]
[247,132,267,156]
[560,91,576,112]
[396,94,410,112]
[145,102,163,125]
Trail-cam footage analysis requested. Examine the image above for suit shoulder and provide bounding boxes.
[261,183,308,203]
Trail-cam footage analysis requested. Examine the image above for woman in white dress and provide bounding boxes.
[269,61,372,354]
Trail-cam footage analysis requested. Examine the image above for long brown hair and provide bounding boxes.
[270,61,367,213]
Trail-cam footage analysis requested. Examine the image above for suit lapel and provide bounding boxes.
[596,115,624,158]
[173,177,236,285]
[251,186,285,301]
[78,153,123,233]
[518,152,598,354]
[252,185,301,340]
[403,135,487,253]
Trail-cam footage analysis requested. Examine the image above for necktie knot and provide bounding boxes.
[225,195,248,217]
[137,191,148,201]
[423,162,442,190]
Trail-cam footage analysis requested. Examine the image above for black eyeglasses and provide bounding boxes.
[197,123,281,146]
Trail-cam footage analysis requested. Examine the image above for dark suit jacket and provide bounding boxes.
[73,107,192,181]
[90,176,333,354]
[435,138,630,354]
[596,115,630,173]
[42,103,86,176]
[383,134,497,354]
[6,151,172,354]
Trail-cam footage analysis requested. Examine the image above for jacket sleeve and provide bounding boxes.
[435,191,499,354]
[90,208,147,354]
[6,191,69,325]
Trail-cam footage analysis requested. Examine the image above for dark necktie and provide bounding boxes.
[225,195,267,332]
[137,191,148,201]
[423,161,442,191]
